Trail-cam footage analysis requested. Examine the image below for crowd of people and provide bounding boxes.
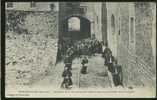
[59,34,103,60]
[60,35,123,89]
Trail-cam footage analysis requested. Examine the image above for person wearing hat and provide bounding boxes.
[112,59,123,87]
[61,67,73,89]
[105,53,115,73]
[64,55,72,70]
[102,42,112,66]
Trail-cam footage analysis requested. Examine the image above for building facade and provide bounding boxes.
[59,2,102,41]
[5,2,58,11]
[105,2,156,87]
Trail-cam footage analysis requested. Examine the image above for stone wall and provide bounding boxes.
[59,2,102,40]
[117,3,131,87]
[6,10,58,38]
[82,2,102,41]
[119,3,155,87]
[106,3,131,86]
[106,2,156,87]
[5,10,58,86]
[135,3,155,72]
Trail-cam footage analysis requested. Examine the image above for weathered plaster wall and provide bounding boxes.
[105,2,156,87]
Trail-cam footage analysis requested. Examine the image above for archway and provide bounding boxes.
[57,15,91,62]
[62,15,91,40]
[68,17,80,31]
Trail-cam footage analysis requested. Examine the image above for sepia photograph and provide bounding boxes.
[4,1,156,98]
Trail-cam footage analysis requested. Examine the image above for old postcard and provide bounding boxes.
[4,2,156,98]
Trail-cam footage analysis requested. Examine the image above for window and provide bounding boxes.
[111,14,115,34]
[130,17,134,43]
[50,4,55,10]
[30,2,36,8]
[97,16,99,24]
[68,17,80,31]
[118,17,121,35]
[7,2,13,8]
[80,6,87,13]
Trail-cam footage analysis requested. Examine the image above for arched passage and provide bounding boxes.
[57,15,91,62]
[62,15,91,40]
[68,17,80,31]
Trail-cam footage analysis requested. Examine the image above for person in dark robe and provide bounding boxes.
[81,56,89,74]
[106,53,115,73]
[112,60,123,86]
[102,42,112,59]
[61,67,73,89]
[64,55,72,70]
[98,41,103,53]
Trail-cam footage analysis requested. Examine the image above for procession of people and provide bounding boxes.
[102,43,123,87]
[60,35,123,89]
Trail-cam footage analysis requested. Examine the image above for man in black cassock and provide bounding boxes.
[81,56,89,74]
[61,67,73,89]
[112,60,123,86]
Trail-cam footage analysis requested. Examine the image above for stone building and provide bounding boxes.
[59,2,102,41]
[5,2,59,38]
[105,2,156,87]
[5,2,58,11]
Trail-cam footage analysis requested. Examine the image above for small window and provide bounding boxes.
[50,4,55,10]
[111,14,115,34]
[97,16,99,24]
[30,2,36,8]
[130,17,134,43]
[68,17,80,31]
[80,6,87,13]
[7,2,13,8]
[118,17,121,35]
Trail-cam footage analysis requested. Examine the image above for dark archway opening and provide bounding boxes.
[56,16,91,63]
[62,16,91,40]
